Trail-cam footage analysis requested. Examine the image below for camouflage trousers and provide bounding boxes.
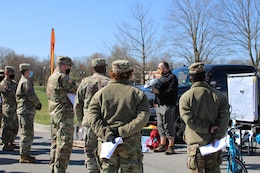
[187,144,222,173]
[2,113,18,145]
[50,115,74,173]
[83,126,99,173]
[19,113,35,155]
[0,111,3,129]
[97,135,143,173]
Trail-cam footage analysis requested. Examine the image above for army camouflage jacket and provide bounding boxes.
[179,81,230,146]
[16,75,40,115]
[47,70,77,118]
[0,78,17,114]
[87,79,150,142]
[74,73,110,126]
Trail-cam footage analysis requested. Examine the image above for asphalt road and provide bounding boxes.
[0,124,260,173]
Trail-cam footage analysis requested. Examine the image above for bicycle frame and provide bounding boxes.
[225,126,247,173]
[227,128,240,172]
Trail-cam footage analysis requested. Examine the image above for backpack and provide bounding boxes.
[146,129,160,149]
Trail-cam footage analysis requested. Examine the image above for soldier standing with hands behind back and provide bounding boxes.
[179,62,230,173]
[87,60,150,172]
[16,63,42,163]
[74,58,110,173]
[47,56,77,173]
[0,66,19,151]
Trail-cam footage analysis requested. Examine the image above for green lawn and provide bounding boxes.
[34,86,50,125]
[34,86,78,125]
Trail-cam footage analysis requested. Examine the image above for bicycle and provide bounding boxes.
[222,125,248,173]
[237,122,260,155]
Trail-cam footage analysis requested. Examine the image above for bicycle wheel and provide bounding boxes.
[222,154,248,173]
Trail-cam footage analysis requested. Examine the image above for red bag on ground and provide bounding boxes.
[146,129,160,149]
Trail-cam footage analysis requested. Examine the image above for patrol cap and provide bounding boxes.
[5,66,15,72]
[92,58,106,67]
[189,62,205,74]
[19,63,31,71]
[112,60,132,73]
[56,56,74,65]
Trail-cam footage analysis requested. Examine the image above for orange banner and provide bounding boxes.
[50,28,55,74]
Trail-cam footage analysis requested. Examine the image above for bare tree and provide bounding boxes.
[108,45,144,83]
[115,2,162,84]
[219,0,260,68]
[166,0,224,64]
[0,47,15,69]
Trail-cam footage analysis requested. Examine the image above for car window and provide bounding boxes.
[211,67,256,90]
[172,68,191,86]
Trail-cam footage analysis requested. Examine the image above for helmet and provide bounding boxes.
[255,134,260,144]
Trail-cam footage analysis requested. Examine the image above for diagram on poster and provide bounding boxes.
[227,73,258,122]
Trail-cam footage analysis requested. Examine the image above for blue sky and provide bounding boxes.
[0,0,171,59]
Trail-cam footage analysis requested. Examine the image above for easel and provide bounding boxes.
[227,73,259,154]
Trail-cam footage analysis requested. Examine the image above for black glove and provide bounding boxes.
[36,103,42,110]
[110,127,119,137]
[107,134,116,144]
[106,128,119,144]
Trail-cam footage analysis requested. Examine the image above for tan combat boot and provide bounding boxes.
[19,154,36,163]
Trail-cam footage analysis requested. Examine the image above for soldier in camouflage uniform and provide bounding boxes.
[0,66,19,151]
[47,56,77,173]
[0,69,5,144]
[74,58,110,173]
[87,60,150,173]
[179,62,230,173]
[16,63,42,163]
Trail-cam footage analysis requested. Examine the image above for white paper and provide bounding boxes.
[199,137,227,156]
[67,93,76,106]
[100,137,123,159]
[228,73,258,122]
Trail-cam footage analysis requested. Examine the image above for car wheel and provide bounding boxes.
[175,116,185,143]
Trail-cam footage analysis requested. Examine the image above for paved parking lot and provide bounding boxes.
[0,124,260,173]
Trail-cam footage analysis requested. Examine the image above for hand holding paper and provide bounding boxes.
[100,137,123,159]
[199,137,227,156]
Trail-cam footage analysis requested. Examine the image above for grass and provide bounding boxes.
[34,86,50,125]
[34,86,77,125]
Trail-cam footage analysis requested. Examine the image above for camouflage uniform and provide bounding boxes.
[87,60,150,173]
[179,62,230,173]
[0,66,18,150]
[0,69,5,132]
[16,63,41,161]
[47,56,77,173]
[74,58,110,173]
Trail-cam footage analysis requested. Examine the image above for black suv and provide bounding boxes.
[173,64,259,140]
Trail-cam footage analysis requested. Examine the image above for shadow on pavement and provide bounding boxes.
[0,158,18,165]
[69,159,84,166]
[71,148,84,154]
[33,142,51,147]
[31,148,50,156]
[246,164,260,170]
[0,150,20,156]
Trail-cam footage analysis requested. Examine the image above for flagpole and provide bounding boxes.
[50,28,55,74]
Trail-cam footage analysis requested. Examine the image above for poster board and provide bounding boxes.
[227,73,258,122]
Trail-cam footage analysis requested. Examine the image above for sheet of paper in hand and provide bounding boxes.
[100,137,123,159]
